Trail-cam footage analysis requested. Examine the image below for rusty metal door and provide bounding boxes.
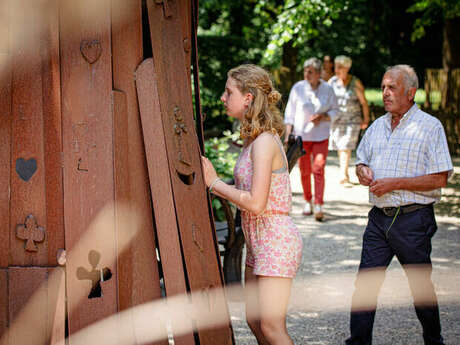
[0,1,65,344]
[0,1,233,344]
[143,1,234,344]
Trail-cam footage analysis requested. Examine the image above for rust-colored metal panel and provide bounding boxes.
[42,0,64,266]
[48,268,66,345]
[113,89,168,345]
[146,2,234,343]
[8,268,47,344]
[7,267,65,345]
[111,0,164,324]
[0,0,8,54]
[9,0,57,266]
[136,58,195,345]
[178,0,192,77]
[0,0,11,268]
[112,89,132,305]
[0,269,7,345]
[60,0,118,336]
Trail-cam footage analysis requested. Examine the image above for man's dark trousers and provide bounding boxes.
[345,205,444,345]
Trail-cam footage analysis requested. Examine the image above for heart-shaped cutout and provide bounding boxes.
[80,39,102,64]
[16,158,37,182]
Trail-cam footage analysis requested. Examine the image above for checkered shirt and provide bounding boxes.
[356,104,453,208]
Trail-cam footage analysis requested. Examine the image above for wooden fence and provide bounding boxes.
[424,68,460,112]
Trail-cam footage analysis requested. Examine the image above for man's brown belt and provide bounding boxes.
[379,203,433,217]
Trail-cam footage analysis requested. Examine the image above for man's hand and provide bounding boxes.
[310,113,323,125]
[369,178,398,197]
[356,164,373,186]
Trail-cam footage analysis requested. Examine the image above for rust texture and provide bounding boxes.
[0,1,233,344]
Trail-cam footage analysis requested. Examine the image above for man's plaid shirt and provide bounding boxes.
[356,104,453,208]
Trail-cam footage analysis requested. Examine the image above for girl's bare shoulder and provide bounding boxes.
[252,132,278,156]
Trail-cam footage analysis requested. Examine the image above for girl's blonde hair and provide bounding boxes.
[227,64,285,140]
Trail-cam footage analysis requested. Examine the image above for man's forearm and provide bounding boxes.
[367,171,448,197]
[378,172,448,193]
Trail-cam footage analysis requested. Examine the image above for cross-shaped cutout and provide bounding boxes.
[155,0,172,18]
[16,214,46,252]
[76,250,112,299]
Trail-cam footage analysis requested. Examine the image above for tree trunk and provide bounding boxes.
[442,17,460,110]
[277,40,300,108]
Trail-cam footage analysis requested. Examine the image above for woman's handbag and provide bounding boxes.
[285,134,306,172]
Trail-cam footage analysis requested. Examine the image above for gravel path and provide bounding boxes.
[229,152,460,345]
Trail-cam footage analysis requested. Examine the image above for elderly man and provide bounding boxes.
[284,57,338,221]
[346,65,453,345]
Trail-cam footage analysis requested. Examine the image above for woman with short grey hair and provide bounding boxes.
[284,57,339,221]
[328,55,370,186]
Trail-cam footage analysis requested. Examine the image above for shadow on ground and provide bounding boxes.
[435,172,460,217]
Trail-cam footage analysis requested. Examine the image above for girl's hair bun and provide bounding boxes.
[267,90,281,105]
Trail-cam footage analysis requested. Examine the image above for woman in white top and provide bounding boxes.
[284,58,338,221]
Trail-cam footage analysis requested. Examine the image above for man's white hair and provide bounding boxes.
[386,64,419,90]
[334,55,352,69]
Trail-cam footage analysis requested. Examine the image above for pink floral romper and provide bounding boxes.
[234,134,303,278]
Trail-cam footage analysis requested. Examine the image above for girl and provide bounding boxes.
[202,64,303,345]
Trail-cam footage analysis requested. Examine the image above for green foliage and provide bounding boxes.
[408,0,460,41]
[198,35,260,134]
[204,130,240,180]
[258,0,348,67]
[210,197,226,222]
[198,1,273,133]
[204,130,241,221]
[197,0,445,134]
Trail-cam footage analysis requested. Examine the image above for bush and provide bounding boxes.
[204,130,240,180]
[205,130,241,221]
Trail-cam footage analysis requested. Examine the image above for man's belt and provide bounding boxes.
[378,203,433,217]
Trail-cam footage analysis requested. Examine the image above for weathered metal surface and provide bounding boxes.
[113,88,167,344]
[15,214,46,252]
[42,0,64,267]
[8,267,48,345]
[7,267,65,345]
[47,268,66,345]
[0,269,7,345]
[0,0,232,343]
[111,3,165,333]
[10,0,47,265]
[0,0,11,269]
[136,58,195,345]
[60,0,118,335]
[112,89,134,305]
[0,0,8,53]
[178,0,192,78]
[80,39,102,65]
[9,0,62,267]
[146,2,234,343]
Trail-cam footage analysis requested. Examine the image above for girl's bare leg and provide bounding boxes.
[245,266,270,344]
[258,276,294,345]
